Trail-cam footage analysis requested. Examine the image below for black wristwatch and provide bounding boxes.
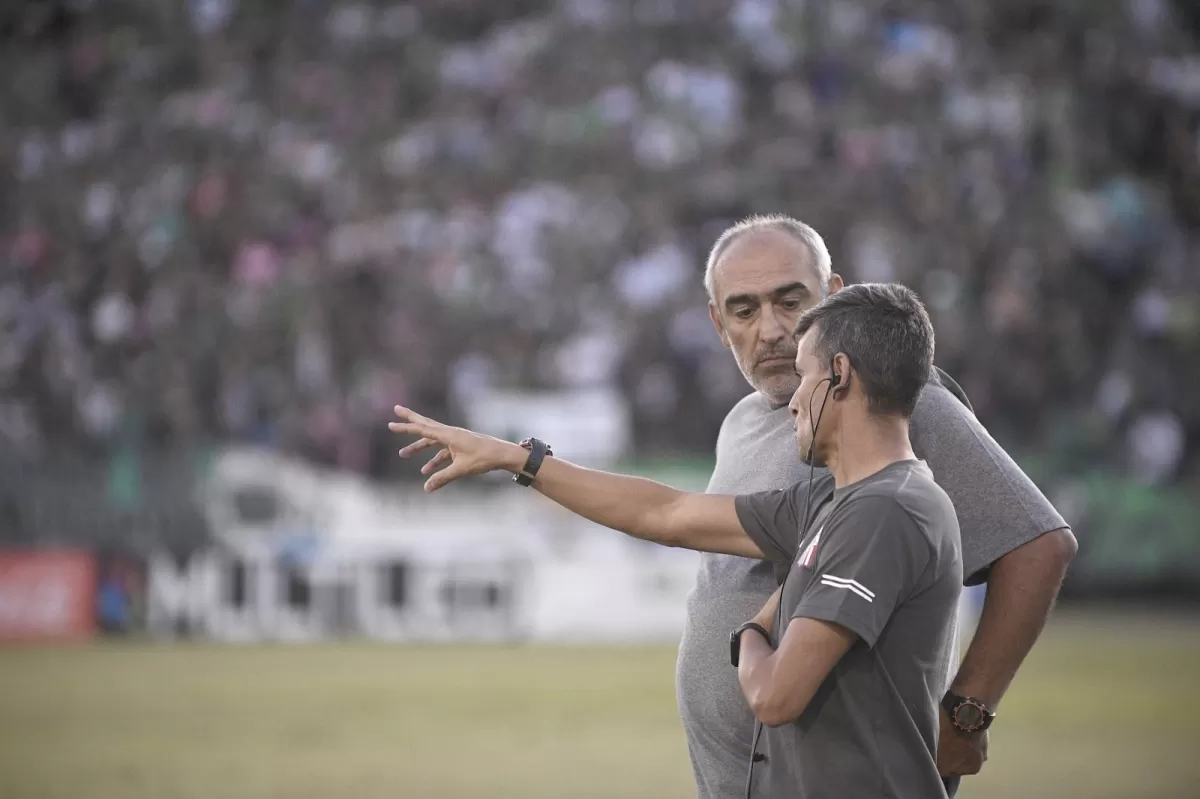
[942,692,996,733]
[729,622,770,668]
[513,438,553,487]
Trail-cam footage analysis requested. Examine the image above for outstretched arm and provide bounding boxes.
[388,406,762,558]
[527,451,762,556]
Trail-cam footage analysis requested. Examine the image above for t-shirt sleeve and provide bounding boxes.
[911,383,1070,584]
[789,496,932,648]
[734,482,811,567]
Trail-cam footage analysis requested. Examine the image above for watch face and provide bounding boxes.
[954,703,985,730]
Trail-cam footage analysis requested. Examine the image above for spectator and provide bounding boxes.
[1,0,1196,488]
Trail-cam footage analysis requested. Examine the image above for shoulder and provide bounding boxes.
[911,380,972,434]
[907,378,1067,578]
[909,380,1008,476]
[839,467,958,540]
[818,493,941,572]
[736,473,836,522]
[830,491,915,529]
[716,391,773,446]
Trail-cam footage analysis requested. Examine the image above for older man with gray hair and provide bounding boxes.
[677,214,1077,798]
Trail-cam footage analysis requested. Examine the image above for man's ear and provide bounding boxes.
[709,301,731,348]
[827,273,845,295]
[831,352,852,396]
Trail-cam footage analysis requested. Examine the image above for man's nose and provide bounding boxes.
[788,387,801,416]
[759,307,788,344]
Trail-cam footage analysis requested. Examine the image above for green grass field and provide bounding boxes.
[1,608,1198,799]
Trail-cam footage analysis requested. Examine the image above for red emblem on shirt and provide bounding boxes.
[799,529,822,570]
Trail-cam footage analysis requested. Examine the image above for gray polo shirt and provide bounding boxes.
[735,459,962,799]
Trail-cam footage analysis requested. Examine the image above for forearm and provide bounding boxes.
[491,442,691,548]
[951,528,1078,706]
[394,408,750,553]
[738,616,854,728]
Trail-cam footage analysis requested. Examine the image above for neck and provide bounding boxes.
[824,412,915,489]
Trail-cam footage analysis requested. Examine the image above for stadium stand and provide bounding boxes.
[1,0,1197,491]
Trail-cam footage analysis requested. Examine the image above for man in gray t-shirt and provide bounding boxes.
[735,461,961,798]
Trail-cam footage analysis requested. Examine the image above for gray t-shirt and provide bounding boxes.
[735,460,963,799]
[677,370,1069,799]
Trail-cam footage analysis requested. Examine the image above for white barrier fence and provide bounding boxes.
[144,544,983,645]
[147,446,983,645]
[145,539,703,644]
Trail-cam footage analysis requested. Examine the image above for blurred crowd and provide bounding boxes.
[2,0,1199,486]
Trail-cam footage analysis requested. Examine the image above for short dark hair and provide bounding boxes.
[792,283,935,417]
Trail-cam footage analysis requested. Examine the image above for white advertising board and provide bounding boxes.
[164,447,979,645]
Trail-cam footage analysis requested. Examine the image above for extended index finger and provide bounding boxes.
[392,404,460,444]
[388,420,429,439]
[390,405,434,432]
[392,405,431,425]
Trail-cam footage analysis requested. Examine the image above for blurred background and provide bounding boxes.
[1,1,1198,797]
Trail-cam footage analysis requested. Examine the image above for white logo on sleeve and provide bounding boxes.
[818,574,875,603]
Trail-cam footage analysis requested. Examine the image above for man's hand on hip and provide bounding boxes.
[937,708,988,777]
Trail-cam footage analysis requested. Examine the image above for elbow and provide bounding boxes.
[657,522,685,550]
[1003,526,1077,577]
[1044,527,1079,572]
[653,498,689,550]
[1060,528,1079,564]
[648,516,682,550]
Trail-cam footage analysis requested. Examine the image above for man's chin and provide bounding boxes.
[755,375,800,407]
[798,445,825,469]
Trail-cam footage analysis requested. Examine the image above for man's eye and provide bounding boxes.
[780,299,803,311]
[734,308,755,319]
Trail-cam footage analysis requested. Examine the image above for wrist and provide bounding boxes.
[948,678,1002,709]
[498,441,531,474]
[943,690,997,733]
[730,621,771,668]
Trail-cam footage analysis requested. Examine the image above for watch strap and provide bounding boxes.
[942,691,996,732]
[729,622,770,668]
[513,438,551,487]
